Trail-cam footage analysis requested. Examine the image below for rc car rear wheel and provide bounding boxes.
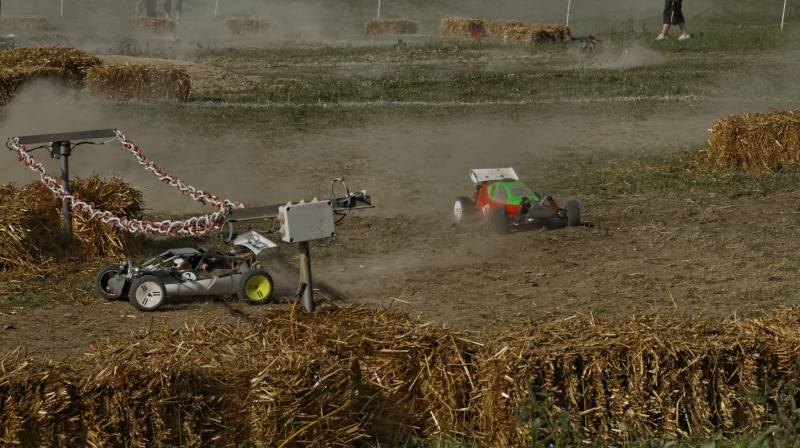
[566,200,581,226]
[94,263,125,301]
[490,206,510,235]
[238,269,275,304]
[129,276,167,311]
[453,196,476,224]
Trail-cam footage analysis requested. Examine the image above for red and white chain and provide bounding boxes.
[8,132,246,236]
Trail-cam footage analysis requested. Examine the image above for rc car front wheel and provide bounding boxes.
[490,206,510,235]
[453,196,476,224]
[238,269,275,304]
[94,264,125,301]
[129,276,167,311]
[566,200,581,226]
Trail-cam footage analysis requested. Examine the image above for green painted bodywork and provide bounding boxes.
[490,181,539,205]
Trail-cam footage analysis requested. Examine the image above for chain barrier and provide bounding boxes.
[8,131,247,237]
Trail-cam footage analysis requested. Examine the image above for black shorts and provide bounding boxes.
[663,0,685,25]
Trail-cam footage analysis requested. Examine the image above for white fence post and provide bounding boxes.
[781,0,787,31]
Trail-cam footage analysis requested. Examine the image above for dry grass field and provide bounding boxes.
[1,0,800,445]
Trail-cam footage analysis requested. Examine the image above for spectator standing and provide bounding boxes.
[656,0,690,40]
[164,0,183,20]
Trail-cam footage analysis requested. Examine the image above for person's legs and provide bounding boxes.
[658,0,673,39]
[163,0,172,19]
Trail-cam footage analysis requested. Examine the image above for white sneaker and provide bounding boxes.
[678,34,690,40]
[655,34,666,41]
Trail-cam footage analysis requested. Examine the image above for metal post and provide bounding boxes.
[781,0,787,31]
[566,0,571,27]
[214,0,219,17]
[299,241,314,313]
[58,141,72,244]
[377,0,381,19]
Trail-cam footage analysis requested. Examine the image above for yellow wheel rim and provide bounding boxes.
[245,275,272,301]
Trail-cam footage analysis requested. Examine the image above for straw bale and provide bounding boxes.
[4,305,800,445]
[439,17,486,38]
[84,64,191,102]
[472,311,800,446]
[503,24,571,44]
[224,16,271,35]
[0,305,477,445]
[69,174,144,258]
[365,18,419,35]
[0,175,143,271]
[484,19,526,39]
[0,46,101,77]
[0,183,62,271]
[705,108,800,172]
[0,16,49,32]
[0,66,78,105]
[124,16,176,35]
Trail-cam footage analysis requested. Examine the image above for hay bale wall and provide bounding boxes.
[0,46,102,76]
[484,19,526,39]
[124,16,175,35]
[85,64,191,102]
[0,175,143,271]
[440,17,569,43]
[0,66,78,105]
[224,16,270,34]
[0,306,474,446]
[2,305,800,446]
[706,108,800,172]
[0,16,49,32]
[439,16,485,38]
[503,24,571,44]
[365,18,418,35]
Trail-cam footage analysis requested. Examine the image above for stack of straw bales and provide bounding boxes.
[440,16,486,38]
[3,305,800,445]
[0,183,63,271]
[706,108,800,172]
[440,17,570,43]
[0,16,49,32]
[484,19,526,39]
[503,24,571,44]
[124,17,176,35]
[224,17,270,34]
[85,64,191,102]
[0,45,191,104]
[365,18,419,35]
[0,175,143,271]
[0,46,101,105]
[0,306,474,445]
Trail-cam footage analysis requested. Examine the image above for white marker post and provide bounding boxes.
[215,0,220,17]
[781,0,787,31]
[378,0,381,19]
[566,0,571,27]
[61,0,64,16]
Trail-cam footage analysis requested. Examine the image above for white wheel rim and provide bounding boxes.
[135,281,163,308]
[453,201,463,221]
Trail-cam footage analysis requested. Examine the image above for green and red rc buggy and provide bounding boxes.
[453,168,582,234]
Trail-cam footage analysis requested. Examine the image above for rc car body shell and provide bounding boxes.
[455,168,581,233]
